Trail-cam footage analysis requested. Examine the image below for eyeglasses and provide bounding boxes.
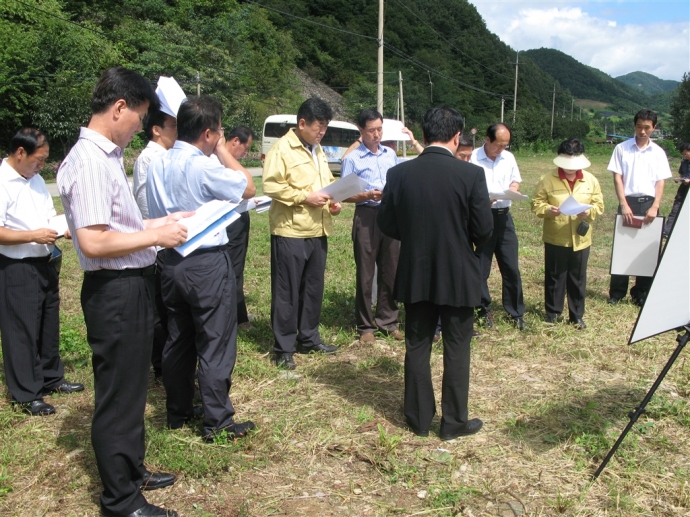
[210,127,225,133]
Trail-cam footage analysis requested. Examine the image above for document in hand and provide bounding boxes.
[381,119,411,142]
[318,174,368,203]
[48,214,68,237]
[610,215,663,277]
[237,196,272,214]
[558,195,592,216]
[175,200,240,257]
[489,190,529,201]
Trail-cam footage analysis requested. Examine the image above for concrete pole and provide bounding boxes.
[399,71,407,158]
[501,97,505,123]
[377,0,384,114]
[550,83,556,138]
[512,51,519,124]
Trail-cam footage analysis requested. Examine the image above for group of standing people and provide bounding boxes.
[0,59,684,516]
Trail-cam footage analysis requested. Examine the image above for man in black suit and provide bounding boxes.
[378,106,493,440]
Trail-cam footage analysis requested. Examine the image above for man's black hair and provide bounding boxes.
[177,97,222,143]
[91,66,159,115]
[227,125,255,144]
[357,109,383,129]
[458,132,473,148]
[144,109,170,140]
[422,106,464,144]
[679,142,690,153]
[557,138,586,156]
[9,128,49,155]
[486,122,511,142]
[297,97,333,125]
[634,109,657,127]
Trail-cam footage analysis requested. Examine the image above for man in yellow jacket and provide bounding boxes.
[531,138,604,329]
[263,98,342,369]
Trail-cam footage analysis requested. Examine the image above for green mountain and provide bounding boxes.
[616,71,679,96]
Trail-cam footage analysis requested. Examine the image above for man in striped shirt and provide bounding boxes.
[341,109,403,344]
[58,67,188,517]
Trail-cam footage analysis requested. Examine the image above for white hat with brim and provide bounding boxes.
[553,154,591,170]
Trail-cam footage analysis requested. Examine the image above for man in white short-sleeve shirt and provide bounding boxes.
[471,123,526,330]
[608,109,672,306]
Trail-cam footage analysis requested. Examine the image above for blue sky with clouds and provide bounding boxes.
[467,0,689,81]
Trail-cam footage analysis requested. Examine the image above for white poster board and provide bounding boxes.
[630,201,690,343]
[610,215,663,277]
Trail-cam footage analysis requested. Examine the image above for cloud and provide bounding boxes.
[468,2,689,81]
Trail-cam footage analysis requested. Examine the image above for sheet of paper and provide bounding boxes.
[610,215,664,277]
[48,214,68,237]
[318,174,368,203]
[175,200,239,256]
[237,196,272,214]
[489,190,529,201]
[381,118,410,142]
[558,195,593,216]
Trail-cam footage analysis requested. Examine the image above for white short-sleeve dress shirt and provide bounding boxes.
[132,140,166,219]
[607,138,672,197]
[0,159,56,259]
[471,145,522,209]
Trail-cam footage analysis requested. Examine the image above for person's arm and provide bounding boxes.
[215,136,256,199]
[530,178,556,218]
[401,127,424,154]
[75,222,188,259]
[0,226,57,245]
[132,153,151,218]
[613,173,633,225]
[262,146,331,207]
[645,179,664,224]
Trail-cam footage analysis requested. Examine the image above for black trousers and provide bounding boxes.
[226,211,251,324]
[81,269,153,515]
[151,251,167,377]
[404,301,473,436]
[0,254,64,402]
[479,210,524,318]
[352,205,400,334]
[160,247,237,436]
[664,184,689,237]
[610,197,655,301]
[271,235,327,354]
[544,243,590,322]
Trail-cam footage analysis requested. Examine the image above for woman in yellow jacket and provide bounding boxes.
[531,138,604,329]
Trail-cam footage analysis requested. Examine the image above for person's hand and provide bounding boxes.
[165,211,196,224]
[213,134,227,155]
[683,178,690,184]
[155,223,188,248]
[304,192,332,207]
[401,127,415,141]
[64,229,72,240]
[33,228,58,245]
[368,189,382,202]
[644,206,659,225]
[329,201,342,215]
[620,203,634,225]
[577,209,590,220]
[548,206,561,216]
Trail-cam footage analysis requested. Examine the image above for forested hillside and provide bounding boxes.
[616,71,679,96]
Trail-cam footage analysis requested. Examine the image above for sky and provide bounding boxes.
[467,0,690,81]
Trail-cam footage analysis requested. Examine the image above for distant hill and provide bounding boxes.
[615,72,679,96]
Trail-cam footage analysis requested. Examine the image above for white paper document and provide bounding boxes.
[558,195,592,216]
[48,214,68,237]
[175,200,239,257]
[381,118,411,142]
[318,174,368,203]
[489,190,529,201]
[610,215,664,277]
[237,195,272,214]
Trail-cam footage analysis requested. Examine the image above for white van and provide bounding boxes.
[261,114,360,173]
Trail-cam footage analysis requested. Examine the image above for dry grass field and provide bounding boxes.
[0,148,688,517]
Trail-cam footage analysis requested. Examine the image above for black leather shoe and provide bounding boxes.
[570,319,587,330]
[439,418,483,441]
[478,312,493,329]
[46,381,85,394]
[141,471,176,491]
[632,297,646,308]
[513,317,526,331]
[272,353,296,369]
[607,297,621,305]
[168,405,204,430]
[203,420,256,443]
[14,398,55,416]
[296,342,338,354]
[101,502,178,517]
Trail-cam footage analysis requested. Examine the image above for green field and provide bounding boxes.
[1,150,688,516]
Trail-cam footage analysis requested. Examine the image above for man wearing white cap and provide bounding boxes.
[531,138,604,329]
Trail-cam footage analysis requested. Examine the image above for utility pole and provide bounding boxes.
[571,98,574,121]
[399,70,406,158]
[427,71,433,103]
[377,0,384,114]
[579,106,582,120]
[512,51,519,124]
[550,83,556,138]
[500,97,505,123]
[196,71,201,97]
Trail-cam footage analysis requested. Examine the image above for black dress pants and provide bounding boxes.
[352,205,400,334]
[226,211,251,324]
[478,210,524,318]
[0,254,65,402]
[151,251,167,377]
[609,197,655,302]
[544,243,590,322]
[404,301,473,437]
[161,247,237,436]
[81,269,154,516]
[270,235,327,354]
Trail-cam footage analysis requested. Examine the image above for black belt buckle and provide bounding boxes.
[493,208,509,215]
[637,197,649,203]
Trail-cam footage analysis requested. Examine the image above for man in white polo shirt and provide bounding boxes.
[471,123,525,330]
[608,109,671,306]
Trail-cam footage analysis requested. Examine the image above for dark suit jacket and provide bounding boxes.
[377,146,493,307]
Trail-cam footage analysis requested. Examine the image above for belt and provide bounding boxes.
[492,207,510,215]
[0,253,51,263]
[85,264,156,278]
[626,195,653,203]
[356,203,380,209]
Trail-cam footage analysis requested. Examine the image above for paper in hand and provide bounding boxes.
[319,174,368,203]
[48,214,68,237]
[381,119,411,142]
[558,195,592,216]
